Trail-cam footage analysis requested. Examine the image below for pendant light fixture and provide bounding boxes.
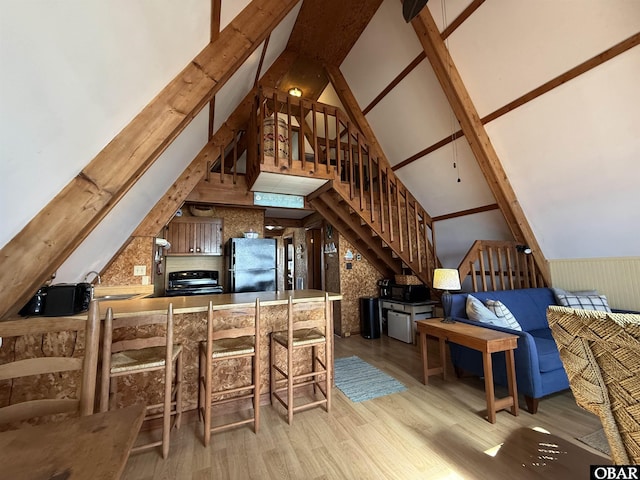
[403,0,429,22]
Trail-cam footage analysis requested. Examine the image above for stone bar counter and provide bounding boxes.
[0,289,341,416]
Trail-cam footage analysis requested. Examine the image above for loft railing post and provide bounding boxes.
[324,106,330,173]
[378,161,385,234]
[311,102,319,169]
[287,95,293,169]
[387,167,394,243]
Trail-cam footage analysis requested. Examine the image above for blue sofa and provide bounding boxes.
[448,288,569,413]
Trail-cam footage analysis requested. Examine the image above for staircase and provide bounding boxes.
[244,87,437,286]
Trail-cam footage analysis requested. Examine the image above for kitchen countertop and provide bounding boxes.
[4,290,341,322]
[89,289,340,318]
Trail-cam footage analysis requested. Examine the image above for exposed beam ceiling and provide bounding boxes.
[411,7,551,285]
[0,0,301,319]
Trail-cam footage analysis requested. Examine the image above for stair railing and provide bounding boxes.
[251,87,436,285]
[457,240,548,292]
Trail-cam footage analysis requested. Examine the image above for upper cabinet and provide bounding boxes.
[165,217,223,255]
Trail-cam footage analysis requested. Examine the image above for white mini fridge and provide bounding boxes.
[387,310,413,343]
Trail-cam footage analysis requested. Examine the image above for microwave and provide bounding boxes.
[389,283,430,303]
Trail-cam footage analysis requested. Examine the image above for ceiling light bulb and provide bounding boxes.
[288,87,302,97]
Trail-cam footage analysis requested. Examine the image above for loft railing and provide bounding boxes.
[248,87,435,285]
[457,240,548,292]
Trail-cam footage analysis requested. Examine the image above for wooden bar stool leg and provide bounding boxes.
[312,345,318,394]
[162,369,172,458]
[287,341,294,425]
[198,347,204,422]
[270,334,277,406]
[253,353,260,433]
[176,350,183,429]
[109,378,118,411]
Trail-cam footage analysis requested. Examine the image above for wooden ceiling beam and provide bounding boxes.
[0,0,300,319]
[134,51,299,237]
[410,7,551,285]
[394,32,640,172]
[324,65,393,174]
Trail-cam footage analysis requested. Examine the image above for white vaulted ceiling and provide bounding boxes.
[0,0,638,290]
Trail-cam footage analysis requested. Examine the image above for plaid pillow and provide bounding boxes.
[556,294,612,312]
[484,300,523,331]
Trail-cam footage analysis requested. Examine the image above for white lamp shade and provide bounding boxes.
[433,268,461,291]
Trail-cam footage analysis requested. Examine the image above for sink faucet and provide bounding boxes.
[84,271,101,284]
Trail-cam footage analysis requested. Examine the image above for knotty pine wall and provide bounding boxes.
[549,257,640,311]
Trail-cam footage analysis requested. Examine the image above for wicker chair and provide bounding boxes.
[547,305,640,464]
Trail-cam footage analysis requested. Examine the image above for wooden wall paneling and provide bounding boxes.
[0,0,300,319]
[287,0,383,65]
[411,8,551,286]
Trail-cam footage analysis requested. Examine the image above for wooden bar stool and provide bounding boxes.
[99,304,183,459]
[270,293,332,424]
[198,299,260,447]
[0,300,100,426]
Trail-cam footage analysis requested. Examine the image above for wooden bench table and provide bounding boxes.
[416,318,519,423]
[0,403,145,479]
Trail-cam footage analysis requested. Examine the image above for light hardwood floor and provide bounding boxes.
[122,333,608,479]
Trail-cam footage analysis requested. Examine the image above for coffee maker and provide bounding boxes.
[378,279,392,298]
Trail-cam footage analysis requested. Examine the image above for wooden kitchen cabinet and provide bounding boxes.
[165,217,222,255]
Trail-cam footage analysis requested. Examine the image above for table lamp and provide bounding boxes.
[433,268,461,323]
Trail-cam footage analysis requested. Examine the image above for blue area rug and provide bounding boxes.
[334,356,406,402]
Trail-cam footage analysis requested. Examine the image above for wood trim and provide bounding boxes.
[362,52,425,115]
[0,0,300,319]
[324,65,392,174]
[393,130,464,171]
[208,0,222,140]
[432,203,499,222]
[393,32,640,172]
[254,35,270,88]
[482,32,640,124]
[411,8,550,285]
[363,0,484,115]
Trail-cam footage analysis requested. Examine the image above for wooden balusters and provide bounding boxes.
[286,95,293,169]
[387,167,394,243]
[323,106,330,173]
[457,240,548,292]
[377,161,385,234]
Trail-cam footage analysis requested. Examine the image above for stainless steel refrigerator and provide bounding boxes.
[226,238,277,293]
